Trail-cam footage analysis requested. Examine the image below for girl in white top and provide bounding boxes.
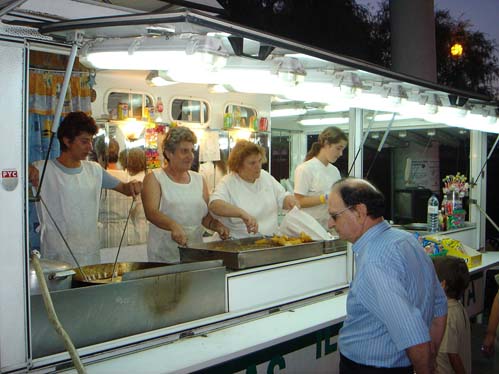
[142,127,229,263]
[209,140,299,238]
[294,126,347,229]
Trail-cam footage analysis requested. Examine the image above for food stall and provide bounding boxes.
[0,1,499,373]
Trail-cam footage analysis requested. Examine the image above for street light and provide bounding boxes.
[450,43,463,58]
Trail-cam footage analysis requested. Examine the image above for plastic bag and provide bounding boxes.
[278,206,332,241]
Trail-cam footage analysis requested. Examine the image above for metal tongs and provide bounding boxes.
[34,194,90,281]
[110,198,135,282]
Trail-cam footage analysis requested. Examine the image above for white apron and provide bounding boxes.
[147,169,207,263]
[34,160,103,267]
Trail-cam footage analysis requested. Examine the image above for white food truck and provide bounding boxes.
[1,1,498,373]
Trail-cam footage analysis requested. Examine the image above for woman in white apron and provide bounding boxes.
[142,126,229,263]
[209,140,299,238]
[294,126,347,229]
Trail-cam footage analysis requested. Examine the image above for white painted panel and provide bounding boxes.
[228,255,347,312]
[445,227,477,248]
[20,0,132,18]
[0,40,28,371]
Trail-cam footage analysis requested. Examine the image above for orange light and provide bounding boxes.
[450,43,463,57]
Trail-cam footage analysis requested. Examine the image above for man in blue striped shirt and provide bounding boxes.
[328,178,447,374]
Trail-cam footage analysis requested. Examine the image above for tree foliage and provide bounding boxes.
[368,1,499,97]
[217,0,375,61]
[217,0,499,98]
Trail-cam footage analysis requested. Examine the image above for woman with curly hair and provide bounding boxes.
[209,140,299,238]
[142,126,229,263]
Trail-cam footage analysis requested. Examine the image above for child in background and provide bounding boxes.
[481,275,499,356]
[432,256,471,374]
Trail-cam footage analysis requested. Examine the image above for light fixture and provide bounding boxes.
[185,36,228,69]
[80,35,228,71]
[323,104,351,112]
[118,118,146,142]
[387,84,407,104]
[273,57,306,86]
[146,70,177,87]
[339,72,363,97]
[298,117,349,126]
[398,131,407,138]
[424,94,441,114]
[270,108,307,117]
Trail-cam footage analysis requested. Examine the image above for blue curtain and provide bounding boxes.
[28,70,92,250]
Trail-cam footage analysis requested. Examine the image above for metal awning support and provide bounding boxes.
[0,0,27,19]
[35,35,80,198]
[472,133,499,187]
[365,113,395,179]
[348,111,376,176]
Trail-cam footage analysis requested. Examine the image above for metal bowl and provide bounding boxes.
[72,262,167,285]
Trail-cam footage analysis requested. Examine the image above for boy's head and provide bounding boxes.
[432,256,470,299]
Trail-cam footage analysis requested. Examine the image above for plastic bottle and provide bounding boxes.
[427,194,439,233]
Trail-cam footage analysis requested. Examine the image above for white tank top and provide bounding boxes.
[34,160,103,267]
[147,169,208,263]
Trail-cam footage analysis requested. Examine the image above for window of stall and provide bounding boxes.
[224,103,258,129]
[170,97,210,125]
[105,90,154,120]
[361,110,471,225]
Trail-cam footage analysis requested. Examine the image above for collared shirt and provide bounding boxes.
[339,220,447,368]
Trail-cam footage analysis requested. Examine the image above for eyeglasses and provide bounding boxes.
[329,205,353,221]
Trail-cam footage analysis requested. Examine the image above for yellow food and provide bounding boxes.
[255,232,313,246]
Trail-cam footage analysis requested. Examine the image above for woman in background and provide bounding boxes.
[142,126,229,263]
[294,126,347,229]
[99,145,148,247]
[120,147,148,245]
[209,140,298,238]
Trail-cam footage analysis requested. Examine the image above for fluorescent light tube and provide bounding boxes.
[299,117,349,126]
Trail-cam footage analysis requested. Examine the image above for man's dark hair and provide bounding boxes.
[57,112,98,152]
[333,177,385,218]
[432,256,470,299]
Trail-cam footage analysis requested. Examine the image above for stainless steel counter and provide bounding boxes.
[30,261,226,358]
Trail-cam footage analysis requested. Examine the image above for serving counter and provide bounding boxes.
[54,251,499,374]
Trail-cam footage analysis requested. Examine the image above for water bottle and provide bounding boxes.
[427,194,439,232]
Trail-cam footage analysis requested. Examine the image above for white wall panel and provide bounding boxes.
[0,40,28,371]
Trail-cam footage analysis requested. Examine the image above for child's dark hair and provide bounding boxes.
[432,256,470,299]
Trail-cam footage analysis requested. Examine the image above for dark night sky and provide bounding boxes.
[356,0,499,50]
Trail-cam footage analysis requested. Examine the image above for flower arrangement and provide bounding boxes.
[442,172,469,197]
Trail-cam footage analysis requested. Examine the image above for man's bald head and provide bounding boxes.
[331,177,385,219]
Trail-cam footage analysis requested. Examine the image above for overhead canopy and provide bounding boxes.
[35,8,499,133]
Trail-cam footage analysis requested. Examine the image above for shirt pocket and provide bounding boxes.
[308,175,322,193]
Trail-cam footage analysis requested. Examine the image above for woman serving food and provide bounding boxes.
[209,140,299,238]
[142,126,229,263]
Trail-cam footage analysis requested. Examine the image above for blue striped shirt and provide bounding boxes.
[339,220,447,368]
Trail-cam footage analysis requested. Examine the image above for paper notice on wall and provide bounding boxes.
[411,160,440,191]
[199,131,221,162]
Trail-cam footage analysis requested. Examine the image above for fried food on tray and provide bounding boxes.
[254,232,313,246]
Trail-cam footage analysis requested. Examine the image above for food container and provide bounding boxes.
[259,117,268,131]
[117,102,128,120]
[179,237,323,270]
[29,258,75,295]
